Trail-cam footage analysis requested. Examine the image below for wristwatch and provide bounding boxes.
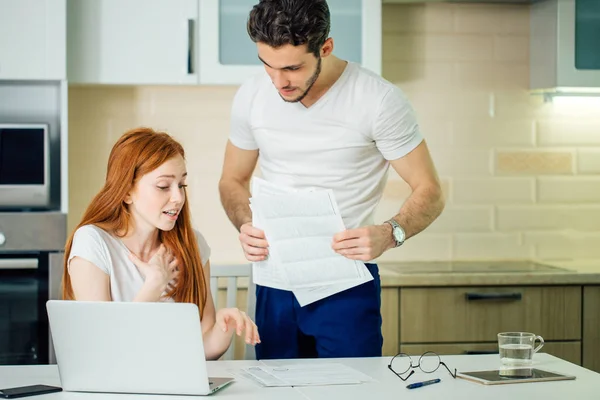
[385,218,405,248]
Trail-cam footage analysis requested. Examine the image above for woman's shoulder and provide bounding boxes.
[73,224,113,242]
[191,228,211,266]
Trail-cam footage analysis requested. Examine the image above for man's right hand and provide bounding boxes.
[239,222,269,261]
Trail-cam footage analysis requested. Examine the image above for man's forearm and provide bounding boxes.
[394,185,445,240]
[219,179,253,231]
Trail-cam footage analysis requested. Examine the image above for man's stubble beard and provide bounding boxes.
[280,57,322,103]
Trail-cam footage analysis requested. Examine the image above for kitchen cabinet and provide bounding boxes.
[198,0,382,84]
[531,0,600,91]
[583,286,600,373]
[388,285,588,371]
[67,0,198,85]
[0,0,66,80]
[399,286,581,343]
[67,0,381,85]
[381,288,399,356]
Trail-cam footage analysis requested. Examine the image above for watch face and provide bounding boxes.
[393,227,405,243]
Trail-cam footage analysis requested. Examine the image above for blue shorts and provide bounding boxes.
[254,263,383,359]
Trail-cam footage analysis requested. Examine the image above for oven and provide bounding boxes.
[0,212,65,365]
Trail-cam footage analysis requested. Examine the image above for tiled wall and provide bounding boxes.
[68,3,600,264]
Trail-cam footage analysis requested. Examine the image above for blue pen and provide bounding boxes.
[406,378,441,389]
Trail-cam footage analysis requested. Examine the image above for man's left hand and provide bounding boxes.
[332,224,394,261]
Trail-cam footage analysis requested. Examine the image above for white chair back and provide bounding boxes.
[209,264,255,360]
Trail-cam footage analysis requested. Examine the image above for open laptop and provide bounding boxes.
[46,300,234,396]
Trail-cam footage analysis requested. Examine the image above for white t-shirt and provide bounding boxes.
[229,61,424,229]
[68,224,211,302]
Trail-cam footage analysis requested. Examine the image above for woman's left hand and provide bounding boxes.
[216,308,261,345]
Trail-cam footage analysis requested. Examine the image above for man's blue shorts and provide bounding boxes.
[254,263,383,359]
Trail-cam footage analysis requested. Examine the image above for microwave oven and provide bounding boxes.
[0,124,50,210]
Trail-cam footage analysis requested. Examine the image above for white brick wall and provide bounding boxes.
[578,149,600,174]
[537,177,600,203]
[452,178,535,204]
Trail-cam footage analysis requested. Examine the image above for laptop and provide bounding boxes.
[46,300,234,396]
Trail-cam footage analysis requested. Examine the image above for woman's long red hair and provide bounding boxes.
[62,127,207,315]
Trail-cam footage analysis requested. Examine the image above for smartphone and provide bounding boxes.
[0,385,62,399]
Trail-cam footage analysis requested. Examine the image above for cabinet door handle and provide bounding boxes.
[464,350,498,355]
[465,292,522,301]
[187,19,195,74]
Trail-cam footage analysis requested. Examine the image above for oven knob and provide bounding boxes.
[0,232,5,246]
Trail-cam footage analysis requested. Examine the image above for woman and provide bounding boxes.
[62,127,259,360]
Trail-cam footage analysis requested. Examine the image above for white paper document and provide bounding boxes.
[242,363,374,387]
[250,177,373,306]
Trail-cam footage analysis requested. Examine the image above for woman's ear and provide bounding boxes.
[123,194,132,205]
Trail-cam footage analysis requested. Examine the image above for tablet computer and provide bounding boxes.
[457,368,576,385]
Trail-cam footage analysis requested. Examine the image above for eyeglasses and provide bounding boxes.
[388,351,457,381]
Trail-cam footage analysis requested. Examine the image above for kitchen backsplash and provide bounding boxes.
[68,3,600,264]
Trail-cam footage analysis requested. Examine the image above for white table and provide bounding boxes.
[1,354,599,399]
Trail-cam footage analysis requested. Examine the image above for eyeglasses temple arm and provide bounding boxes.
[440,361,457,378]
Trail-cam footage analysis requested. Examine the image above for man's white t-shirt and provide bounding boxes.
[229,61,424,229]
[68,224,211,302]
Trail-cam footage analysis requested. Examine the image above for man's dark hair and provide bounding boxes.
[247,0,331,57]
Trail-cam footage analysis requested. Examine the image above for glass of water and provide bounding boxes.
[497,332,544,366]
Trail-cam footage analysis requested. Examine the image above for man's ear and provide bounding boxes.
[321,37,334,58]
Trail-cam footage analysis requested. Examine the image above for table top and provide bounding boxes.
[1,353,599,399]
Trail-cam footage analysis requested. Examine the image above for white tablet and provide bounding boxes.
[457,368,576,385]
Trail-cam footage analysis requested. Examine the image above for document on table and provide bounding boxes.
[250,177,373,306]
[242,363,374,387]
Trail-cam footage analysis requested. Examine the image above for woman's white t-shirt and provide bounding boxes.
[67,224,211,302]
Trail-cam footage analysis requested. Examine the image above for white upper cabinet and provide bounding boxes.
[198,0,382,85]
[531,0,600,91]
[67,0,198,85]
[0,0,66,80]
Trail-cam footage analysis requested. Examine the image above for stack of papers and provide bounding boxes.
[242,363,374,387]
[250,177,373,306]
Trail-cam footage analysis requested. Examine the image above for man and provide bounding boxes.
[219,0,444,360]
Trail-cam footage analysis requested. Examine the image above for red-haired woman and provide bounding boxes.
[62,127,259,360]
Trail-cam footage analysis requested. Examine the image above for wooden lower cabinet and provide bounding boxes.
[381,288,399,356]
[399,286,581,343]
[583,286,600,373]
[377,285,600,372]
[400,341,582,366]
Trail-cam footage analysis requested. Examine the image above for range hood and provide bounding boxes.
[531,0,600,94]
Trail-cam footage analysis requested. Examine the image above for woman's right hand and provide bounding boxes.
[128,244,179,291]
[239,222,269,262]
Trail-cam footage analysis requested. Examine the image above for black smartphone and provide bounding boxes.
[0,385,62,399]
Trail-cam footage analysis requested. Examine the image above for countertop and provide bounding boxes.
[378,260,600,287]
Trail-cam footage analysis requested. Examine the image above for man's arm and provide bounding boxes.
[382,140,445,248]
[332,140,444,260]
[218,140,259,231]
[389,140,444,237]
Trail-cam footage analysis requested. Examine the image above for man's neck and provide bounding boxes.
[300,56,347,108]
